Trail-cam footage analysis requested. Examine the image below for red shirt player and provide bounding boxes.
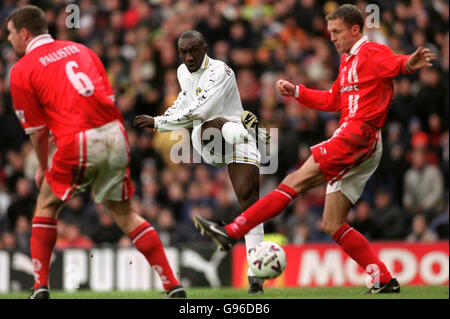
[7,5,185,298]
[193,4,436,294]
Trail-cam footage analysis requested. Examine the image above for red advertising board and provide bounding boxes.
[232,241,449,288]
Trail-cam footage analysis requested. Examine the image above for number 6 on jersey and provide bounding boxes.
[65,60,94,96]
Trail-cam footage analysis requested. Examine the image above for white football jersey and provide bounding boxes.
[154,55,244,131]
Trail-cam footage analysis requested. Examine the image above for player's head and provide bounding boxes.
[6,5,48,57]
[178,30,208,73]
[326,4,364,54]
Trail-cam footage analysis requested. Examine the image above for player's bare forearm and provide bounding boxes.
[133,115,155,129]
[29,128,49,170]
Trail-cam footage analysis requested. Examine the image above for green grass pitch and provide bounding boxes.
[0,285,448,299]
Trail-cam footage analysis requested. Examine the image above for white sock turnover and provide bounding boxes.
[221,122,251,144]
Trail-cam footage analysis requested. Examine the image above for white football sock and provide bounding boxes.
[244,223,264,277]
[221,122,251,144]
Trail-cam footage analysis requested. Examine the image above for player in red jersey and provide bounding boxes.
[193,4,437,294]
[7,5,185,298]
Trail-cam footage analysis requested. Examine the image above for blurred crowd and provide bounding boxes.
[0,0,448,254]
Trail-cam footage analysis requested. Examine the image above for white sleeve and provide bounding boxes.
[163,68,188,117]
[155,68,193,132]
[155,64,232,132]
[163,89,188,117]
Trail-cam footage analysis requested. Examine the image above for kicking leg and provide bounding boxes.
[105,199,185,297]
[321,191,396,291]
[225,155,325,239]
[193,156,325,248]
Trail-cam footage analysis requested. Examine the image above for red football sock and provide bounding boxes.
[30,216,58,290]
[333,224,392,284]
[130,221,180,291]
[225,184,297,239]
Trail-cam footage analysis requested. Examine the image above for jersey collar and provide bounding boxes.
[345,35,368,61]
[26,34,54,55]
[200,54,210,70]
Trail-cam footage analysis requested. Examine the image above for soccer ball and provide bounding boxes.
[248,241,287,279]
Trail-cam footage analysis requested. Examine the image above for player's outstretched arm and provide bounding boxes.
[406,47,437,71]
[276,78,341,113]
[133,115,155,129]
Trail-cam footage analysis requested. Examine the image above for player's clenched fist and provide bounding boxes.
[134,115,155,128]
[275,79,296,97]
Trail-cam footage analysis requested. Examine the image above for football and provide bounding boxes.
[248,241,287,279]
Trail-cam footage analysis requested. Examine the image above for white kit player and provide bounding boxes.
[134,30,270,294]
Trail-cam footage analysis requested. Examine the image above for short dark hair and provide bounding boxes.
[325,4,364,33]
[178,30,207,46]
[7,5,48,36]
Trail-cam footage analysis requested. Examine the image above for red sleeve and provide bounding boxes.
[10,65,47,134]
[370,44,413,78]
[85,47,115,102]
[295,78,342,112]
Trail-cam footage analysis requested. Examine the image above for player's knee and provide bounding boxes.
[282,172,305,193]
[282,157,324,194]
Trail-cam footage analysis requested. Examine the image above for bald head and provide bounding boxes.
[178,30,206,46]
[178,30,208,73]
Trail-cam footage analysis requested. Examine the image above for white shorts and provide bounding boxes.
[50,120,134,203]
[326,133,382,204]
[191,122,261,168]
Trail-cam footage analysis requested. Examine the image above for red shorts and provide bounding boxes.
[46,120,135,202]
[311,120,380,184]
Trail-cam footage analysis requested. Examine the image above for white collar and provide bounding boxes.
[200,54,210,70]
[26,34,54,55]
[346,35,368,61]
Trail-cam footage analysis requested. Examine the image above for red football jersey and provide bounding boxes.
[296,36,413,129]
[10,34,123,146]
